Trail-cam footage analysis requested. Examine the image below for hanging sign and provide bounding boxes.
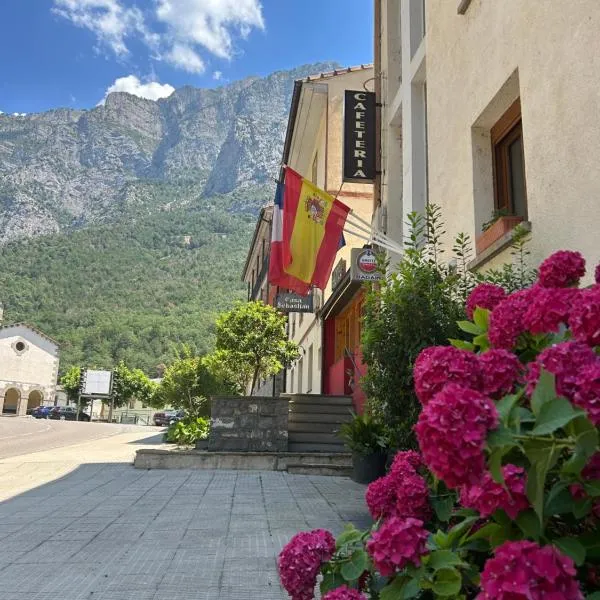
[350,248,382,282]
[343,90,376,183]
[275,292,314,313]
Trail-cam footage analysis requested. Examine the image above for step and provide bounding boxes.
[289,403,353,415]
[285,395,353,406]
[288,421,344,433]
[288,412,351,424]
[287,463,353,477]
[277,452,351,467]
[289,442,348,453]
[288,432,344,445]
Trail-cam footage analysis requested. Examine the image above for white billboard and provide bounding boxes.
[83,370,113,396]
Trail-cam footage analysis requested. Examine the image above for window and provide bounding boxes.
[290,369,294,394]
[299,311,304,326]
[307,344,314,393]
[492,99,527,218]
[291,314,296,338]
[298,358,304,393]
[311,151,318,184]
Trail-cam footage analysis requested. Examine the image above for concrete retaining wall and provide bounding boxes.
[208,396,289,452]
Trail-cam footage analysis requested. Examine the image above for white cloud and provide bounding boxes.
[53,0,265,72]
[11,113,27,117]
[155,0,265,61]
[164,43,205,74]
[100,75,175,103]
[213,70,222,81]
[53,0,146,56]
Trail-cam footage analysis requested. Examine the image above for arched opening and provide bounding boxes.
[28,390,43,411]
[2,388,20,414]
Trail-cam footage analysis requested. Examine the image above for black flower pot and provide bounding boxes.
[351,450,387,484]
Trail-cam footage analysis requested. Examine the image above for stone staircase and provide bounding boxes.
[286,393,353,451]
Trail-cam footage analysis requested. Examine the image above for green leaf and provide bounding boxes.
[553,537,586,566]
[530,370,557,417]
[336,524,363,549]
[449,338,476,351]
[473,333,490,350]
[531,397,583,435]
[320,571,346,595]
[586,593,600,600]
[563,418,599,475]
[579,530,600,560]
[431,495,455,522]
[495,393,522,426]
[473,307,490,331]
[545,483,575,517]
[340,549,368,582]
[402,578,421,599]
[457,321,483,335]
[573,498,593,519]
[432,567,463,597]
[524,442,560,524]
[488,447,508,485]
[585,480,600,497]
[379,577,407,600]
[487,426,517,450]
[515,509,541,540]
[447,516,479,547]
[466,522,502,542]
[428,550,467,571]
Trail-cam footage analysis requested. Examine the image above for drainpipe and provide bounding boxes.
[374,0,383,214]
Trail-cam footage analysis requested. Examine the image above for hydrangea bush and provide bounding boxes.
[278,250,600,599]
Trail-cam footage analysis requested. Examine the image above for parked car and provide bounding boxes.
[153,410,184,426]
[49,406,91,421]
[29,406,54,419]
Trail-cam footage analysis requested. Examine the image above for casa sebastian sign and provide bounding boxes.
[275,292,314,313]
[343,90,376,183]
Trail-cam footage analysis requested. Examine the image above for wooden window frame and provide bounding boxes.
[491,99,527,217]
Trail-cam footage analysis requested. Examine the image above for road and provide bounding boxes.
[0,416,162,460]
[0,417,370,600]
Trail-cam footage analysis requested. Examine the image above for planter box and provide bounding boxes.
[209,396,289,453]
[476,216,523,255]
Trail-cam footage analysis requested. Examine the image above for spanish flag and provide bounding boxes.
[269,167,350,295]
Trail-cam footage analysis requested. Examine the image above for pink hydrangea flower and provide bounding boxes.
[477,540,583,599]
[460,465,529,519]
[278,529,335,600]
[488,288,538,350]
[415,384,499,489]
[389,450,423,479]
[538,250,586,288]
[466,283,507,319]
[366,517,429,577]
[582,452,600,480]
[413,346,481,405]
[365,475,397,520]
[596,264,600,285]
[525,341,597,400]
[569,286,600,347]
[522,287,578,334]
[322,586,367,600]
[478,349,523,398]
[573,362,600,426]
[395,472,431,521]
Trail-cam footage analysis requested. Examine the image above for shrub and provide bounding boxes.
[165,416,209,445]
[279,249,600,599]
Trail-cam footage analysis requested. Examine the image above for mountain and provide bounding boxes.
[0,61,338,244]
[0,62,339,372]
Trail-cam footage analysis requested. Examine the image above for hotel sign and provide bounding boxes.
[275,292,314,313]
[343,90,376,183]
[350,248,382,282]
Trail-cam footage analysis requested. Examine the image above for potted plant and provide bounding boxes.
[338,412,388,484]
[476,209,523,254]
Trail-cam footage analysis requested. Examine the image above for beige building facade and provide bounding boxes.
[0,324,60,415]
[377,0,600,277]
[283,66,374,395]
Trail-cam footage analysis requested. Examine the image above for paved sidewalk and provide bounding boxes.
[0,466,370,600]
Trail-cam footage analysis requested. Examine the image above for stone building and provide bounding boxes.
[0,323,60,415]
[375,0,600,277]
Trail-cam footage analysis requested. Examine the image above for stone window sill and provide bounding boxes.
[458,0,473,14]
[468,221,532,271]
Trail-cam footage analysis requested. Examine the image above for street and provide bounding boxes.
[0,417,370,600]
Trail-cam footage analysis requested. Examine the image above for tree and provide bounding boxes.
[60,366,81,405]
[205,301,300,394]
[152,347,232,417]
[109,361,157,421]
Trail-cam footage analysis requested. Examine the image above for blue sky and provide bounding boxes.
[0,0,373,115]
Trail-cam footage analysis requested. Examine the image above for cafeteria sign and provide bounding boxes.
[350,248,382,282]
[275,292,314,313]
